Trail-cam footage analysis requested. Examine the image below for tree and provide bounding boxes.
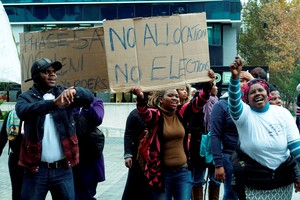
[238,0,300,111]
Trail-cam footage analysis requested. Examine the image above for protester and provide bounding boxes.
[122,92,153,200]
[228,56,300,199]
[210,92,239,200]
[269,84,282,106]
[73,97,105,200]
[190,87,197,99]
[131,70,215,200]
[210,70,260,200]
[250,67,268,81]
[15,58,94,200]
[177,85,190,106]
[189,82,220,200]
[0,108,23,200]
[239,70,254,88]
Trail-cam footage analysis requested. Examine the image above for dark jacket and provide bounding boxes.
[15,85,94,172]
[122,108,153,200]
[123,108,147,160]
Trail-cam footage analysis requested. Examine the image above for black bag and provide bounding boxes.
[231,146,296,190]
[74,113,105,160]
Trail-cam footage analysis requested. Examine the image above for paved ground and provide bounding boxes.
[1,136,300,200]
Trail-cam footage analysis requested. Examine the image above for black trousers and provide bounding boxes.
[8,152,24,200]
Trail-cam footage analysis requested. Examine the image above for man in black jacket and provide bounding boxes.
[16,58,94,200]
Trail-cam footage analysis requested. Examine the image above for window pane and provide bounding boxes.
[152,4,169,16]
[5,6,17,22]
[32,5,49,20]
[205,2,223,19]
[118,5,134,19]
[207,26,212,45]
[170,4,187,15]
[207,24,221,46]
[188,3,204,13]
[68,5,82,21]
[82,5,100,21]
[213,24,221,45]
[135,4,151,18]
[101,5,116,20]
[50,5,67,21]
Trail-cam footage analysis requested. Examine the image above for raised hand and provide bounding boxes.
[131,86,144,99]
[230,56,243,80]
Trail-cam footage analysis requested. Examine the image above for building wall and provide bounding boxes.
[222,24,238,66]
[0,102,134,137]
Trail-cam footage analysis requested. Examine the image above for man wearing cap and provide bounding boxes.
[15,58,94,200]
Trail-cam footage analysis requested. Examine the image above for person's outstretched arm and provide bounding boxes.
[228,56,243,120]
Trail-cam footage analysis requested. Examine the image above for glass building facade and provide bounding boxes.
[3,1,241,23]
[2,0,242,67]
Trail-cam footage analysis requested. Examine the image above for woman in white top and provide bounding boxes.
[228,56,300,200]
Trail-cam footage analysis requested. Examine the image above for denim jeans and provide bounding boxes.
[152,166,192,200]
[222,153,239,200]
[192,161,220,187]
[21,166,75,200]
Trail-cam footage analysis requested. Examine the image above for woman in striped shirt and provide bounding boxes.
[228,56,300,200]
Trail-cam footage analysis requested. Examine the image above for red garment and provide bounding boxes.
[136,89,210,191]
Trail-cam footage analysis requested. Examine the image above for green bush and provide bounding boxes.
[0,111,8,120]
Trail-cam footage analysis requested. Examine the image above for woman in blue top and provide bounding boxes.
[228,56,300,199]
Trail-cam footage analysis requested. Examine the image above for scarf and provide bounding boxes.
[203,95,218,132]
[241,78,270,104]
[6,109,20,141]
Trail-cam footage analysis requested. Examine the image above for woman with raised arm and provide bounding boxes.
[131,70,215,200]
[228,56,300,200]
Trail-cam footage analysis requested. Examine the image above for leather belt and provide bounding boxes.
[40,159,65,169]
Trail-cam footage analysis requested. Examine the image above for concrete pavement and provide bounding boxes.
[1,135,300,199]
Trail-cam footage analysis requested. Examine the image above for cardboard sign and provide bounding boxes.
[19,27,109,92]
[0,2,21,84]
[104,13,210,92]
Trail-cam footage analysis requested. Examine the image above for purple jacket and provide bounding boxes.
[73,97,105,184]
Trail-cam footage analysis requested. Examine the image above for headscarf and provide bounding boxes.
[241,78,270,104]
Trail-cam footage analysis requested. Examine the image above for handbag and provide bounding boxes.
[199,132,214,164]
[74,113,105,160]
[231,146,296,190]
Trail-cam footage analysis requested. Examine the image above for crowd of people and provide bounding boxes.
[0,56,300,200]
[123,56,300,200]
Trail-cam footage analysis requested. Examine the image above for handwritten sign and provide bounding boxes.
[104,13,210,92]
[19,27,109,92]
[0,2,21,84]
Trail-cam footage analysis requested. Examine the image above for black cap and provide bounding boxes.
[25,58,62,82]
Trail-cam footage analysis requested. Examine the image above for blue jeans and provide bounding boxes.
[21,166,75,200]
[192,162,220,187]
[152,166,192,200]
[222,153,238,200]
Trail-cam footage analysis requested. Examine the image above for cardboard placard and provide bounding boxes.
[19,27,109,92]
[104,13,210,92]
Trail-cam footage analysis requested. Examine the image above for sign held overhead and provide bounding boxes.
[104,13,211,92]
